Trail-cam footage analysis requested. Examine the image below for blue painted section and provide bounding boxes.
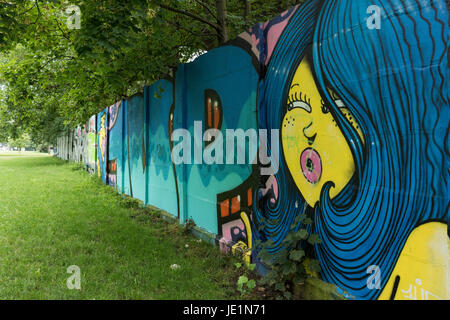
[122,100,132,196]
[177,45,258,233]
[126,94,146,202]
[146,80,178,217]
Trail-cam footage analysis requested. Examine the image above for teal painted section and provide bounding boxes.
[121,100,131,196]
[125,94,146,202]
[179,45,258,233]
[146,80,178,217]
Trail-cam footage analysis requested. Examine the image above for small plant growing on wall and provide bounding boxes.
[255,212,322,300]
[234,262,257,297]
[184,217,196,234]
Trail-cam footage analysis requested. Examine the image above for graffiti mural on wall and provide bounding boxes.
[72,126,86,163]
[247,0,448,300]
[97,109,108,183]
[173,44,258,238]
[126,94,146,201]
[55,116,97,168]
[108,100,125,192]
[147,80,179,217]
[106,101,122,188]
[216,171,257,264]
[55,0,448,300]
[86,115,97,173]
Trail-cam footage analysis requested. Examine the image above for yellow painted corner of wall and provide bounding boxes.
[447,234,449,300]
[378,222,448,300]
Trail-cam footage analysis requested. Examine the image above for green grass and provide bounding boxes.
[0,155,241,299]
[0,151,50,157]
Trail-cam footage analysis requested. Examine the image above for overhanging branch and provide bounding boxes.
[158,3,221,33]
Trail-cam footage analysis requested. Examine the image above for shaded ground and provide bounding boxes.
[0,155,242,299]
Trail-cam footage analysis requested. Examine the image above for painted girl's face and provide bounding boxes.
[281,56,363,207]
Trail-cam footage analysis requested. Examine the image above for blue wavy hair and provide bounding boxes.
[253,0,448,300]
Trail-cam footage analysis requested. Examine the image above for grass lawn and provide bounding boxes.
[0,151,50,157]
[0,155,242,299]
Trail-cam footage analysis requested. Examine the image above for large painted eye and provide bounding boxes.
[288,100,312,113]
[326,88,347,109]
[322,99,346,114]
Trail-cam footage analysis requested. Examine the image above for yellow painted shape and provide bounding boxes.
[378,222,449,300]
[229,212,253,265]
[98,114,106,163]
[281,55,363,207]
[240,211,252,250]
[231,241,251,265]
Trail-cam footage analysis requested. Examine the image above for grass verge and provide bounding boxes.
[0,155,244,299]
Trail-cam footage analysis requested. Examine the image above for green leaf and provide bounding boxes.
[282,262,297,275]
[308,234,322,245]
[298,229,309,240]
[274,283,284,291]
[307,259,322,273]
[294,275,306,284]
[294,214,306,224]
[237,275,248,286]
[246,279,256,290]
[289,249,305,261]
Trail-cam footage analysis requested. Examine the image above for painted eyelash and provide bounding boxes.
[287,91,310,106]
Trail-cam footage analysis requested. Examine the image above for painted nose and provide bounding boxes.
[303,122,316,145]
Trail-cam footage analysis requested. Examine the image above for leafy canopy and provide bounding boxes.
[0,0,303,144]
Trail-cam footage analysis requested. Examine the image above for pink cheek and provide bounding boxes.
[300,148,322,184]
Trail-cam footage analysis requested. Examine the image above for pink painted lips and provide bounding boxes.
[300,148,322,184]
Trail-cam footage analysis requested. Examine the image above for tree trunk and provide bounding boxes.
[216,0,228,44]
[242,0,250,27]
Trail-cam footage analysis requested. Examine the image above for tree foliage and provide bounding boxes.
[8,132,32,150]
[0,0,304,144]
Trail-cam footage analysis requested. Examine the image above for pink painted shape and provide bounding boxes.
[260,175,279,204]
[264,6,298,65]
[221,220,246,242]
